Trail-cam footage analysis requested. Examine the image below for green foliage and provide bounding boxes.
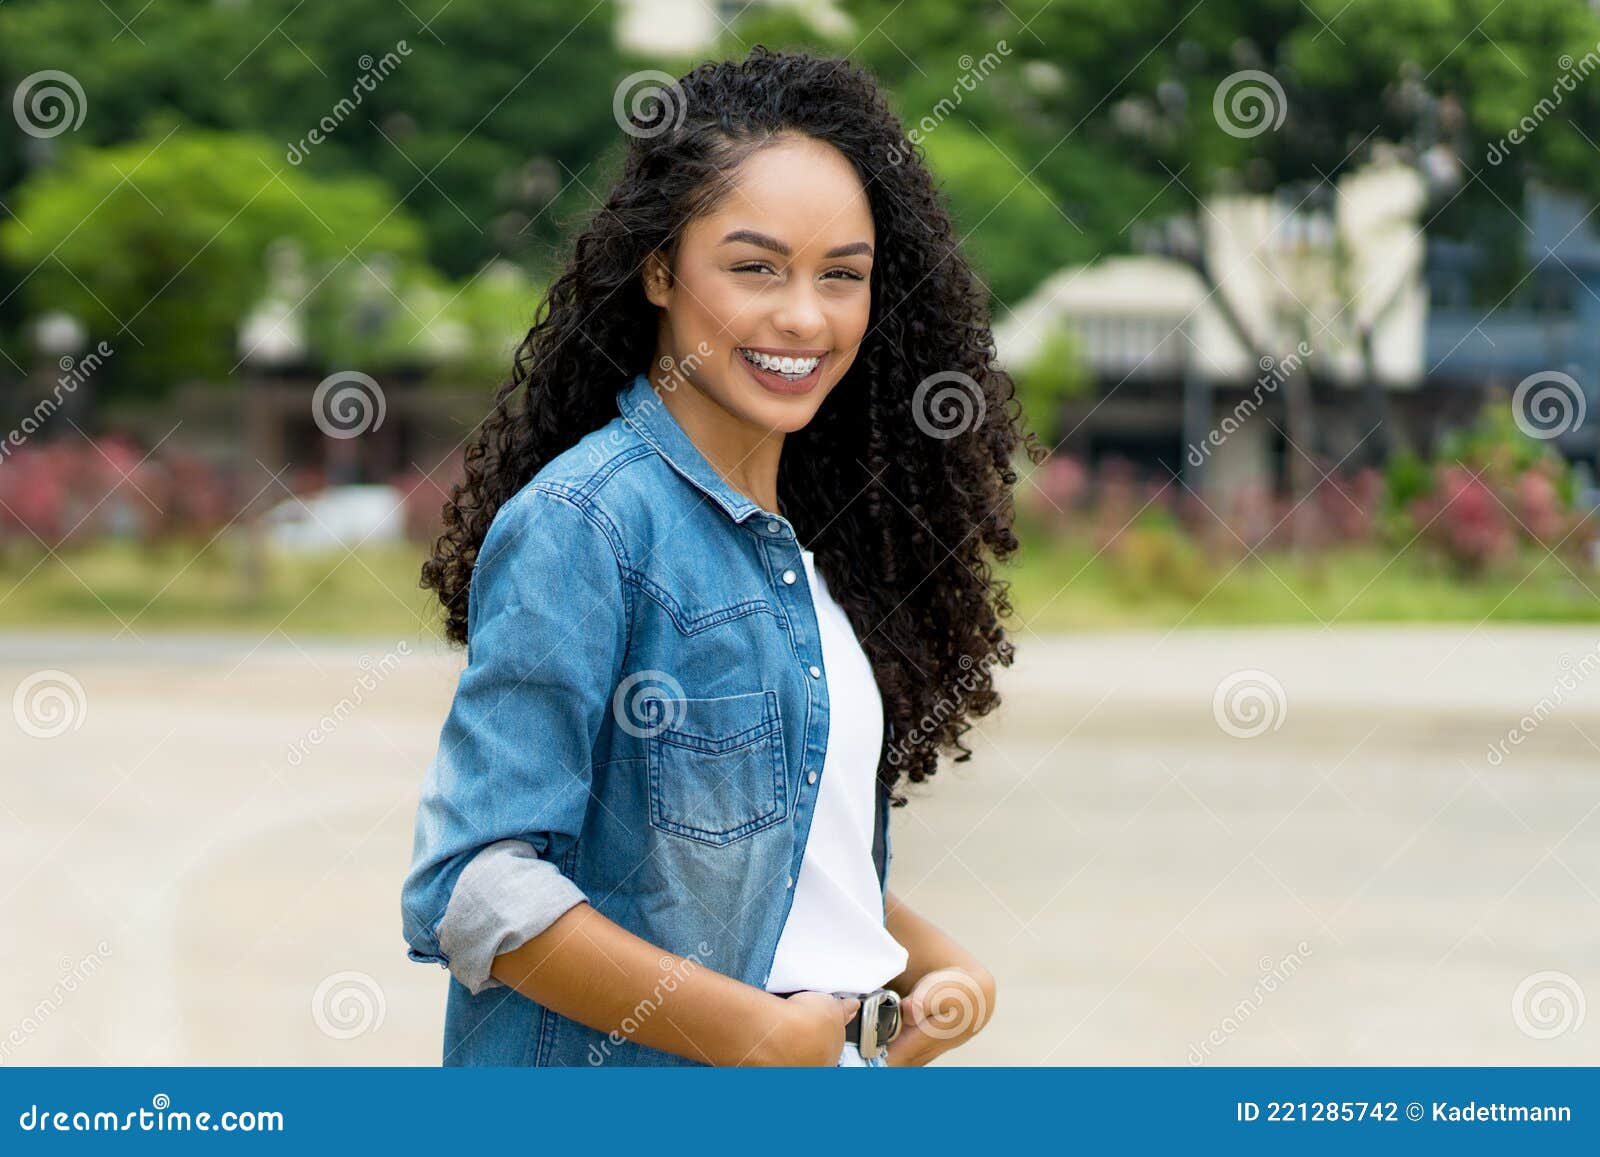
[1102,506,1218,602]
[1009,326,1089,438]
[6,0,1600,393]
[304,259,539,382]
[0,0,627,279]
[916,123,1094,304]
[1382,445,1435,516]
[1006,520,1600,629]
[1434,389,1579,505]
[0,125,424,393]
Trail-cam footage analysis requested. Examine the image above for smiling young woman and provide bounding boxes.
[401,47,1042,1068]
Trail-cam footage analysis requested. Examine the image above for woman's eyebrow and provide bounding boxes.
[719,229,874,260]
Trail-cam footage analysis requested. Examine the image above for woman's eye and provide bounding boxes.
[823,268,865,281]
[731,263,774,275]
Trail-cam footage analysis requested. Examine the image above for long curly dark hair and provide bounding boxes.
[423,46,1044,802]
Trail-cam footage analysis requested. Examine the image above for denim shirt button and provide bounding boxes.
[808,665,821,678]
[765,520,782,534]
[807,770,818,784]
[785,874,794,889]
[781,569,796,585]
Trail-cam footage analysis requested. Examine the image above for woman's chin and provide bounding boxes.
[737,392,828,435]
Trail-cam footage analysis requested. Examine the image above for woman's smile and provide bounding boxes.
[736,346,828,395]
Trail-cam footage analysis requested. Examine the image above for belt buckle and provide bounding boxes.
[856,988,901,1059]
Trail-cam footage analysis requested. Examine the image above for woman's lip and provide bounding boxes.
[738,347,829,358]
[737,350,826,395]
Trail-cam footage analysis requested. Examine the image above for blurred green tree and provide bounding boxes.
[0,0,626,280]
[0,125,424,394]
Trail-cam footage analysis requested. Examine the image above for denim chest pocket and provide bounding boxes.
[643,690,788,846]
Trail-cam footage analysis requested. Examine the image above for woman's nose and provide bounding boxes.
[771,284,826,339]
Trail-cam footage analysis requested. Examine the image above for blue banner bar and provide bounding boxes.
[3,1067,1596,1151]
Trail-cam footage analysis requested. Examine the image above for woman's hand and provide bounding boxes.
[771,991,860,1066]
[884,965,996,1067]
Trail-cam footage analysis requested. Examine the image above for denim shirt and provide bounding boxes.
[402,372,894,1066]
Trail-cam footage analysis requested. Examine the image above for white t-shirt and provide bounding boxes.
[764,548,909,994]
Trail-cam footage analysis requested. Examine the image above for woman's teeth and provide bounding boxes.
[739,348,821,379]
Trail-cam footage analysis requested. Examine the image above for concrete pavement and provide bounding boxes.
[2,625,1596,1065]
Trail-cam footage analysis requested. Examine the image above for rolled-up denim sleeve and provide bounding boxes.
[401,484,628,996]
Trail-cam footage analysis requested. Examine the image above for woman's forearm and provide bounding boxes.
[882,890,997,1064]
[884,889,990,993]
[488,901,798,1066]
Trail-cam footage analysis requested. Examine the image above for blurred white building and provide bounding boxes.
[995,163,1600,503]
[614,0,850,55]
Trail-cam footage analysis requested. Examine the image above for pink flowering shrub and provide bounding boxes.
[0,437,238,547]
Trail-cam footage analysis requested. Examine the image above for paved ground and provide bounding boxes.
[2,625,1597,1066]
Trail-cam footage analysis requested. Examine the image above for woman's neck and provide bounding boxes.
[649,366,786,514]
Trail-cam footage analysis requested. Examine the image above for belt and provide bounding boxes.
[777,987,902,1059]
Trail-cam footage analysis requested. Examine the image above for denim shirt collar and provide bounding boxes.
[616,372,770,527]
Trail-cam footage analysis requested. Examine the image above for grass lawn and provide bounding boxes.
[1004,534,1600,631]
[0,539,443,639]
[0,532,1596,638]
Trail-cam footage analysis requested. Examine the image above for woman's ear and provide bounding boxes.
[642,251,673,308]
